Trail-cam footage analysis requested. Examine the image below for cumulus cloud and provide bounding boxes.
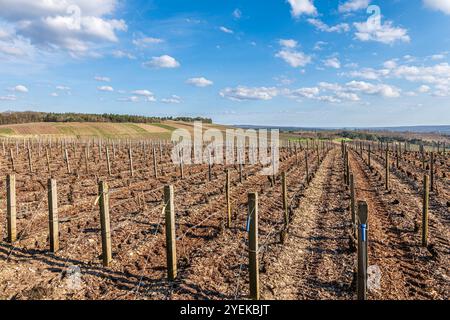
[0,94,17,101]
[186,77,213,87]
[276,49,312,68]
[95,76,110,82]
[354,20,410,44]
[132,37,163,48]
[131,89,156,102]
[118,96,139,103]
[324,57,341,69]
[0,0,127,56]
[418,85,431,93]
[143,55,180,68]
[220,26,234,34]
[161,95,182,104]
[346,80,401,97]
[220,86,278,101]
[307,19,350,33]
[12,85,28,93]
[233,9,242,19]
[313,41,327,51]
[383,59,397,69]
[344,67,390,80]
[286,82,361,103]
[279,39,298,48]
[287,0,317,17]
[424,0,450,15]
[112,50,135,59]
[338,0,371,13]
[97,85,113,92]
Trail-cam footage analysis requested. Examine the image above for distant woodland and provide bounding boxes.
[0,111,212,125]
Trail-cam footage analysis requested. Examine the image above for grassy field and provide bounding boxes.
[0,121,230,139]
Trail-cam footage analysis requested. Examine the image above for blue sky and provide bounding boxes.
[0,0,450,127]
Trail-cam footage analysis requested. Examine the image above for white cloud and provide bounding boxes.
[97,85,113,92]
[161,95,182,104]
[313,41,327,51]
[0,43,26,57]
[12,85,28,93]
[0,28,10,39]
[287,0,317,17]
[220,26,234,34]
[133,37,163,47]
[279,39,298,48]
[287,87,320,99]
[383,59,397,69]
[50,92,58,97]
[112,50,135,59]
[95,76,110,82]
[143,55,180,68]
[324,57,341,69]
[131,89,156,102]
[354,20,410,44]
[339,0,371,13]
[307,19,350,33]
[0,0,127,56]
[276,49,312,68]
[392,63,450,85]
[344,67,390,80]
[0,94,16,101]
[233,9,242,19]
[424,0,450,15]
[56,85,70,92]
[346,80,401,98]
[220,86,278,101]
[418,85,431,93]
[186,77,213,87]
[431,54,446,60]
[118,96,139,103]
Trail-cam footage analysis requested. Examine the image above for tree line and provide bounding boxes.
[0,111,212,125]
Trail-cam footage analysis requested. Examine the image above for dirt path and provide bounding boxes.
[349,150,448,299]
[261,148,355,300]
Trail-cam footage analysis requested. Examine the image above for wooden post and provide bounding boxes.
[208,153,212,182]
[305,150,309,185]
[10,149,15,172]
[6,174,16,243]
[27,147,33,173]
[106,147,112,176]
[357,201,368,300]
[48,179,59,252]
[316,145,320,167]
[422,175,429,247]
[385,150,389,190]
[226,169,231,228]
[98,181,112,267]
[345,150,350,186]
[64,149,71,174]
[46,148,51,175]
[350,174,356,237]
[281,172,288,226]
[179,149,184,179]
[128,147,134,177]
[153,147,158,178]
[85,147,89,174]
[368,144,371,169]
[430,152,434,192]
[248,192,259,300]
[164,185,177,281]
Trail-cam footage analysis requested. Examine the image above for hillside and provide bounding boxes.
[0,121,228,139]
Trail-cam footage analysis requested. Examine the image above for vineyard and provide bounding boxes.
[0,137,448,300]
